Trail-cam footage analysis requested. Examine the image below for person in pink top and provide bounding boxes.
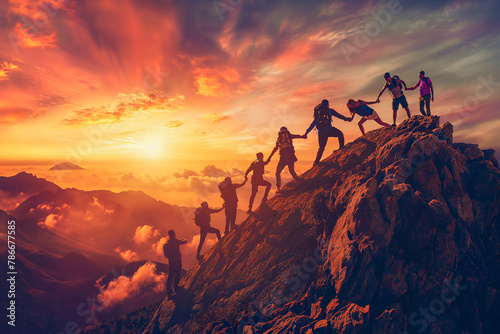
[407,70,434,116]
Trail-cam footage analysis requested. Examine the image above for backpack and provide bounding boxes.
[163,242,172,258]
[421,77,431,87]
[194,207,204,226]
[314,104,331,129]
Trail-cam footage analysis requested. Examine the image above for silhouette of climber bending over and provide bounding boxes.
[304,99,350,166]
[377,72,411,126]
[245,152,271,213]
[347,99,391,135]
[268,127,306,192]
[163,229,187,295]
[195,202,223,260]
[219,177,246,234]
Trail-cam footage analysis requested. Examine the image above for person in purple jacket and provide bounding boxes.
[407,70,434,116]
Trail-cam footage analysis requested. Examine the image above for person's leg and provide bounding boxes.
[197,229,207,257]
[167,262,174,293]
[224,205,230,234]
[401,96,410,118]
[276,159,287,190]
[229,206,237,230]
[173,260,182,291]
[419,96,426,116]
[328,127,344,149]
[392,98,399,125]
[248,182,258,212]
[425,95,431,115]
[314,132,328,165]
[358,118,367,135]
[261,180,271,203]
[374,117,391,128]
[288,162,299,180]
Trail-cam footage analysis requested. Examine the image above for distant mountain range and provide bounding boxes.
[0,172,239,333]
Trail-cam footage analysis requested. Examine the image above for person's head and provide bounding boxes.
[224,176,232,184]
[321,99,329,108]
[419,70,425,79]
[347,99,356,109]
[280,126,287,132]
[256,152,264,160]
[201,201,208,209]
[168,229,176,238]
[384,72,391,82]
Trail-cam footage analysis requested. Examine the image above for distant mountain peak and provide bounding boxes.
[49,162,85,170]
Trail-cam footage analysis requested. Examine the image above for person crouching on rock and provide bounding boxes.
[219,177,246,235]
[267,126,306,192]
[195,201,223,260]
[347,99,392,136]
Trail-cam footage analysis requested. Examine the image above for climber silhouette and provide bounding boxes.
[163,229,187,296]
[406,70,434,116]
[268,126,306,192]
[195,201,223,260]
[219,177,246,234]
[376,72,411,126]
[245,152,272,213]
[304,99,350,166]
[347,99,392,135]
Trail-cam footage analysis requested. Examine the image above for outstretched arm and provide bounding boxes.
[179,239,188,245]
[400,79,408,90]
[347,106,356,122]
[330,108,350,121]
[407,80,419,91]
[291,134,305,139]
[244,164,253,179]
[304,120,316,136]
[376,86,386,101]
[267,146,278,163]
[362,100,379,105]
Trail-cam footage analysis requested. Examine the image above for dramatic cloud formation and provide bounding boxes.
[133,225,160,244]
[115,248,140,262]
[61,92,184,127]
[165,120,185,128]
[96,262,166,308]
[38,213,60,229]
[0,62,19,82]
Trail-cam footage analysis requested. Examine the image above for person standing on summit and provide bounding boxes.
[304,99,350,166]
[245,152,272,214]
[218,177,246,234]
[267,127,306,192]
[406,70,434,116]
[376,72,411,126]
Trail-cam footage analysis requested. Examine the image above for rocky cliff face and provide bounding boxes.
[143,116,500,334]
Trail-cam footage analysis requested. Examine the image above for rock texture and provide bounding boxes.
[143,116,500,334]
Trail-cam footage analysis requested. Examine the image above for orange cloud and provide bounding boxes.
[194,67,241,97]
[115,248,140,262]
[133,225,160,244]
[204,112,231,124]
[96,262,166,309]
[165,120,185,128]
[60,92,184,127]
[38,213,60,229]
[13,22,56,49]
[0,62,19,82]
[152,237,167,257]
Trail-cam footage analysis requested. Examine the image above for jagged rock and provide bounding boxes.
[329,303,369,333]
[141,116,500,334]
[371,303,406,333]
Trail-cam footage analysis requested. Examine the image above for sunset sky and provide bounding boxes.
[1,0,500,207]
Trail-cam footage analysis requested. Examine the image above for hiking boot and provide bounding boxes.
[391,123,396,127]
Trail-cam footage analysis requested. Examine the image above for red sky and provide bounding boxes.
[1,0,500,207]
